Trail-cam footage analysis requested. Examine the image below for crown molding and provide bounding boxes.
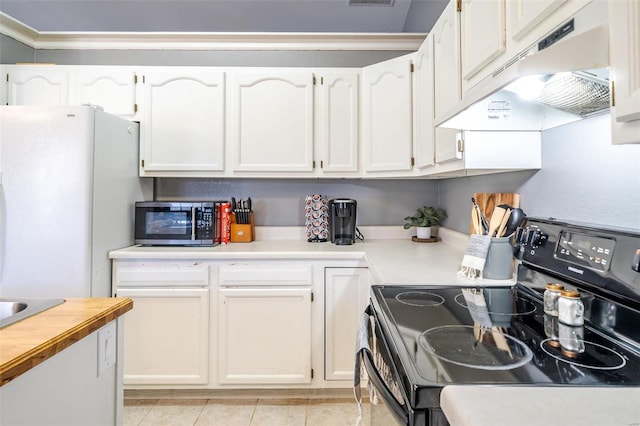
[0,12,426,51]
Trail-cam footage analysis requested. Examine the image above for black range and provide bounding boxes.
[358,218,640,426]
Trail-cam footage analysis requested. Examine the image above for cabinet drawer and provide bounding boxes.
[219,263,312,286]
[114,262,210,287]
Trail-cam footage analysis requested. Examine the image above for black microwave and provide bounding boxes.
[134,201,221,246]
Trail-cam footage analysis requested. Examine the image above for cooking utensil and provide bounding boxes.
[488,205,508,237]
[471,197,489,235]
[496,209,512,237]
[471,206,482,235]
[470,193,520,234]
[504,208,526,237]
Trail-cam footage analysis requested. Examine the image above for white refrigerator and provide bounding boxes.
[0,106,152,298]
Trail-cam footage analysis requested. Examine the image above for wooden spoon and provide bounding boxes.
[488,206,508,237]
[496,209,512,237]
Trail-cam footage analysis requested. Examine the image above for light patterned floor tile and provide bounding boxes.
[123,405,154,426]
[139,402,205,426]
[305,402,363,426]
[249,404,306,426]
[194,401,256,426]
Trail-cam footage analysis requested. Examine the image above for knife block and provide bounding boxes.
[230,212,254,243]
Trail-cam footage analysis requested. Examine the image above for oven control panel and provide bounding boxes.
[555,231,615,272]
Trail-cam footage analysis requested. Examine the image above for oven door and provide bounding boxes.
[135,202,198,245]
[358,306,410,426]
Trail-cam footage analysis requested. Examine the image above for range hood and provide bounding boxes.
[440,5,610,132]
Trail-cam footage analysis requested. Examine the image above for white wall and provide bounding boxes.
[438,114,640,233]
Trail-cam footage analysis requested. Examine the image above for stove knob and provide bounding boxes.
[529,229,548,248]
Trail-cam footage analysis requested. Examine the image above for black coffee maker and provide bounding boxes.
[328,199,357,245]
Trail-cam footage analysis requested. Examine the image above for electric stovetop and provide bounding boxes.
[371,283,640,388]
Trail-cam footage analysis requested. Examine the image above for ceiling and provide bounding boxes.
[0,0,447,34]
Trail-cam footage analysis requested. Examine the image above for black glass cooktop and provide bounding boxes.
[371,284,640,386]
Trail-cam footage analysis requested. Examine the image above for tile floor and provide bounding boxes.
[124,392,370,426]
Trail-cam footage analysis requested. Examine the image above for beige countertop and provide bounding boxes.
[440,386,640,426]
[109,226,515,287]
[0,298,133,386]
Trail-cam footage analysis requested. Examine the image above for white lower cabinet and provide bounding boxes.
[324,267,370,381]
[112,260,211,386]
[116,287,210,385]
[218,287,312,384]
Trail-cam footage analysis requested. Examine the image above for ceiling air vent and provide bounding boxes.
[349,0,395,6]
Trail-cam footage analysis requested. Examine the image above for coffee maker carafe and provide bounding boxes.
[329,199,357,245]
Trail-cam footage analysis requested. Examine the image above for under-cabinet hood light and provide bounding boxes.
[439,3,610,132]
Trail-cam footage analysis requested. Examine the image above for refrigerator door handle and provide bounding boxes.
[191,207,196,241]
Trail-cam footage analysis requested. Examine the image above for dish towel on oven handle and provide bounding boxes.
[354,309,376,426]
[458,234,491,278]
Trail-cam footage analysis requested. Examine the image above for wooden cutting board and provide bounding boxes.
[470,193,520,234]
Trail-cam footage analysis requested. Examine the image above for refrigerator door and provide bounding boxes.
[91,110,148,297]
[0,106,95,297]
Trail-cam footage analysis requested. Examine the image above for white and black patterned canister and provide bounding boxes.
[305,194,328,242]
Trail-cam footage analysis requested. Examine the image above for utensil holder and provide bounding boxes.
[231,212,254,243]
[483,237,514,279]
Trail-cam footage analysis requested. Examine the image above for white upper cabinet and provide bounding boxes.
[508,0,568,42]
[228,70,314,174]
[139,68,225,176]
[433,0,462,124]
[413,35,436,172]
[70,67,139,118]
[609,0,640,144]
[316,71,360,175]
[5,65,69,105]
[460,0,506,83]
[362,54,414,175]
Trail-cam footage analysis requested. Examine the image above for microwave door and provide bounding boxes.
[135,206,194,244]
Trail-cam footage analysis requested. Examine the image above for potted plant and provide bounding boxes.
[403,206,447,239]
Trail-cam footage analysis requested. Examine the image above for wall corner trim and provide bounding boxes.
[0,13,427,51]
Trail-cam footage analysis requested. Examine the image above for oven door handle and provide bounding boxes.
[357,306,408,424]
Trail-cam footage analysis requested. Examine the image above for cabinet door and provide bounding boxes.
[116,287,209,385]
[324,268,370,381]
[609,0,640,144]
[460,0,506,81]
[318,72,360,174]
[362,55,413,174]
[71,67,138,118]
[413,35,435,171]
[218,287,312,384]
[509,0,567,41]
[433,0,462,123]
[228,70,314,172]
[6,66,69,105]
[435,127,462,164]
[140,69,225,173]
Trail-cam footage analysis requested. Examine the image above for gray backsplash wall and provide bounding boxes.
[0,34,35,63]
[156,178,439,227]
[438,113,640,233]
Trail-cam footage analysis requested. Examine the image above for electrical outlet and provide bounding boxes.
[97,321,116,376]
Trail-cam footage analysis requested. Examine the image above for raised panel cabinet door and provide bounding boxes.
[319,72,359,173]
[7,67,69,105]
[362,55,413,173]
[460,0,506,81]
[413,35,436,171]
[116,287,209,385]
[141,70,225,173]
[324,268,370,381]
[609,0,640,144]
[71,67,138,118]
[509,0,568,41]
[228,71,314,172]
[218,287,312,384]
[433,0,462,123]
